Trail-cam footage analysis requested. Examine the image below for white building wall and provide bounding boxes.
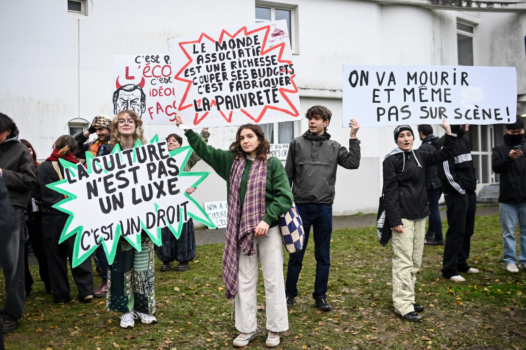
[1,0,524,218]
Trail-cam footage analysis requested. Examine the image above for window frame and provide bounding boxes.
[255,1,299,54]
[67,0,88,17]
[456,20,475,66]
[68,121,88,136]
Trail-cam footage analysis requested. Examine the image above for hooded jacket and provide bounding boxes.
[492,134,526,204]
[437,133,477,195]
[285,130,361,204]
[383,134,456,227]
[0,136,37,207]
[418,134,442,190]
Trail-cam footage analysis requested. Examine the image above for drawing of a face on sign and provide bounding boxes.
[113,79,147,117]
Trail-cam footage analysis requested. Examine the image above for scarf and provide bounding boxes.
[89,139,108,157]
[223,155,268,299]
[46,149,79,164]
[384,147,421,172]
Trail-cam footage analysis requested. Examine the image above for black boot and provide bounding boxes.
[403,311,423,322]
[176,262,189,272]
[160,262,171,272]
[286,296,295,309]
[413,303,424,312]
[315,298,331,312]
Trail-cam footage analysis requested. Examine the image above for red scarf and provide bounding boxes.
[46,149,79,164]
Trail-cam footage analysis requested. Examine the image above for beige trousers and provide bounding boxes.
[391,217,426,316]
[235,226,289,333]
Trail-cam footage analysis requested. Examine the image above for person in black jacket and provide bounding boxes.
[36,135,94,304]
[0,176,13,345]
[437,125,479,282]
[383,119,455,322]
[0,113,38,334]
[73,115,112,298]
[418,125,444,246]
[492,118,526,274]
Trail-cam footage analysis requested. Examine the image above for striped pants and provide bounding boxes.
[106,238,156,314]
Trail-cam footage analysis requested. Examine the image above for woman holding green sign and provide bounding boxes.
[103,110,157,329]
[175,114,293,348]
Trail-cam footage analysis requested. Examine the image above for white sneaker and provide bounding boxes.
[506,263,519,273]
[450,275,466,282]
[467,268,479,274]
[266,332,280,347]
[233,329,258,347]
[120,312,137,329]
[134,311,157,324]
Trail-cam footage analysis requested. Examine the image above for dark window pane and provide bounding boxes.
[457,34,473,66]
[471,125,480,152]
[275,9,291,37]
[457,22,474,33]
[256,7,271,23]
[68,1,82,12]
[472,154,481,181]
[278,121,294,144]
[69,126,83,135]
[260,123,274,144]
[481,125,489,152]
[482,155,489,183]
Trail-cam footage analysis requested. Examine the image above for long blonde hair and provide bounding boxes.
[110,110,147,147]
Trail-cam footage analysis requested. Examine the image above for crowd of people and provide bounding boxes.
[0,107,525,347]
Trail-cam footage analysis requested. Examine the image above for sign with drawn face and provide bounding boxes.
[168,20,301,128]
[113,55,177,124]
[46,136,216,267]
[342,65,517,128]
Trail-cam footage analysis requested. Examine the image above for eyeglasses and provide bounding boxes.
[118,118,135,125]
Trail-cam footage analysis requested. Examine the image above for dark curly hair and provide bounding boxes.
[229,124,271,160]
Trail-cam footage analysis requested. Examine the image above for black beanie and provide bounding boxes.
[393,125,414,143]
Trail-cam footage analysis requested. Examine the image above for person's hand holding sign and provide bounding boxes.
[440,117,452,135]
[174,114,188,132]
[349,119,360,139]
[186,188,196,194]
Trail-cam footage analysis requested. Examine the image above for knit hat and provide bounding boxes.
[91,115,112,130]
[393,125,414,143]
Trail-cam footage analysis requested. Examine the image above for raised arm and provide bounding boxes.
[185,129,232,180]
[185,129,211,170]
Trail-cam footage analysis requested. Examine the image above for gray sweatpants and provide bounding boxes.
[235,226,289,333]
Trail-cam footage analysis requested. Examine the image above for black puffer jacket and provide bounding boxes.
[437,134,477,195]
[418,134,442,190]
[492,135,526,204]
[383,134,456,227]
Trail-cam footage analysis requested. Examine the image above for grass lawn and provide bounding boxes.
[2,212,525,349]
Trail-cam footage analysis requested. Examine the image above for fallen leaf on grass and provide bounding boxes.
[174,287,180,292]
[113,343,120,348]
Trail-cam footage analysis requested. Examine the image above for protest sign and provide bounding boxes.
[342,65,517,128]
[168,20,300,128]
[113,55,177,124]
[204,201,228,229]
[46,136,216,268]
[270,144,289,160]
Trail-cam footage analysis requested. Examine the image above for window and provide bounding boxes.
[68,122,88,136]
[67,0,88,17]
[469,125,505,185]
[255,3,298,54]
[457,22,474,66]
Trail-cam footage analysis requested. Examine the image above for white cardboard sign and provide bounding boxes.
[113,54,177,124]
[204,201,228,229]
[342,65,517,128]
[46,137,216,267]
[168,20,301,128]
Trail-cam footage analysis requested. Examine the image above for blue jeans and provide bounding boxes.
[426,187,443,241]
[499,202,526,265]
[95,245,109,280]
[286,203,332,300]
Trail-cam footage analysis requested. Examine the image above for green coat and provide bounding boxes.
[185,130,293,227]
[184,130,209,171]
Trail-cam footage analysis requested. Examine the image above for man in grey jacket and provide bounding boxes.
[0,113,37,333]
[285,105,361,311]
